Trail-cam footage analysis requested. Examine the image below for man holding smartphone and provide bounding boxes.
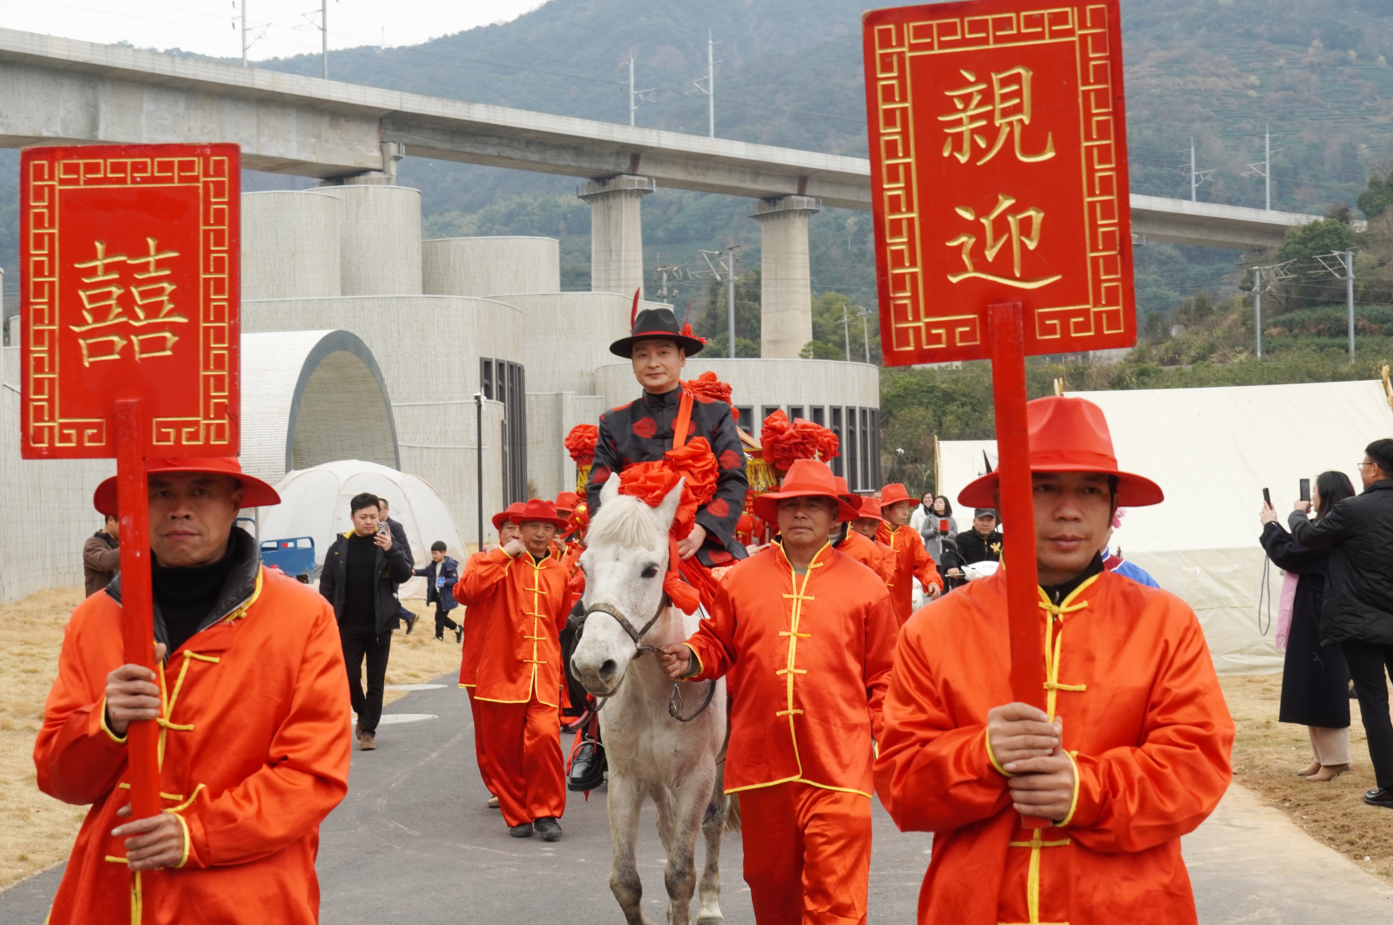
[320,493,413,750]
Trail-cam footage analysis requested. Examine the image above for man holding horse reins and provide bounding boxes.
[873,397,1233,925]
[657,458,898,925]
[455,499,576,841]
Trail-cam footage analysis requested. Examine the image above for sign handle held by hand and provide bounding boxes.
[115,399,161,821]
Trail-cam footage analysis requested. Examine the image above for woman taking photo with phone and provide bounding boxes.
[1259,471,1356,782]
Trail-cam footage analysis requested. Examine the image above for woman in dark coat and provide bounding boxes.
[1259,470,1356,782]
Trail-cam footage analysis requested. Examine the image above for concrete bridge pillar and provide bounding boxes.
[578,175,655,297]
[751,195,821,359]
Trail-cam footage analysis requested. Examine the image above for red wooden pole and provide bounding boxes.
[114,399,161,821]
[987,303,1046,710]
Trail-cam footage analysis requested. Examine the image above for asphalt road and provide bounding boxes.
[4,675,1392,923]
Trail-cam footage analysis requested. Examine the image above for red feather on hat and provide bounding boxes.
[630,289,640,328]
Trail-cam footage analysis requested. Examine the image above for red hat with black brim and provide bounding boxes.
[492,502,525,532]
[608,292,706,358]
[957,396,1164,509]
[93,457,280,516]
[507,498,569,530]
[753,459,861,524]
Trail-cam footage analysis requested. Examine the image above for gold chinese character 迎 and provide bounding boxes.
[939,67,1055,167]
[945,194,1062,289]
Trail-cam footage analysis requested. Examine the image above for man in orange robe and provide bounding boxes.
[34,458,350,924]
[456,499,574,841]
[659,459,899,925]
[877,483,942,624]
[456,502,523,810]
[834,494,895,585]
[874,397,1234,925]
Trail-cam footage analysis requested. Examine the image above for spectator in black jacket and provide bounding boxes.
[956,507,1003,565]
[414,541,461,643]
[377,497,417,634]
[1290,440,1393,809]
[320,493,413,751]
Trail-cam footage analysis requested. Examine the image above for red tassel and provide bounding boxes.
[630,289,640,329]
[665,537,701,614]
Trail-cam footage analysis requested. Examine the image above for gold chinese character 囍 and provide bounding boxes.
[939,67,1056,167]
[945,194,1062,289]
[70,238,186,366]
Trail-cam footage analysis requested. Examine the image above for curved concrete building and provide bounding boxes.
[240,330,399,486]
[316,185,423,296]
[240,191,341,300]
[424,236,560,297]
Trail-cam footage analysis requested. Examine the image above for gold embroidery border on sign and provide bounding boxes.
[24,154,235,451]
[871,4,1125,355]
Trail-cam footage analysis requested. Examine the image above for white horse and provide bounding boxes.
[571,477,735,925]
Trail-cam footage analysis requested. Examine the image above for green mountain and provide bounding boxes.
[5,0,1393,355]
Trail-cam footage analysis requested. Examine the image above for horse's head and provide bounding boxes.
[571,476,683,697]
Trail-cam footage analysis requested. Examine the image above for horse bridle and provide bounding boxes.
[581,597,716,723]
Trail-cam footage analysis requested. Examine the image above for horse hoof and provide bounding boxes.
[696,915,724,925]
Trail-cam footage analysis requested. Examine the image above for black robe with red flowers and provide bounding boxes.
[586,386,749,568]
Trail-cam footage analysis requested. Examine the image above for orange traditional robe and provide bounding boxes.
[34,570,351,925]
[453,550,495,795]
[877,523,942,625]
[835,528,895,585]
[455,547,574,827]
[683,542,898,924]
[874,569,1234,925]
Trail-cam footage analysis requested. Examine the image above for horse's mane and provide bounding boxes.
[587,492,666,550]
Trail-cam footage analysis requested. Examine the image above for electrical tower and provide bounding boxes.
[1315,250,1359,359]
[627,58,658,127]
[1189,137,1216,202]
[685,32,720,138]
[699,246,740,358]
[1242,125,1281,211]
[1247,259,1295,359]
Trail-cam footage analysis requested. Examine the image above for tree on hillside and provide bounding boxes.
[695,269,760,357]
[1358,169,1393,220]
[1272,218,1357,312]
[798,291,880,362]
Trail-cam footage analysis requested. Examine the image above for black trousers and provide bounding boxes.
[434,605,459,639]
[1342,641,1393,789]
[341,623,392,736]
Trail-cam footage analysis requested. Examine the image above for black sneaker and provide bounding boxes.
[534,817,562,842]
[1364,788,1393,809]
[509,822,533,838]
[456,626,463,644]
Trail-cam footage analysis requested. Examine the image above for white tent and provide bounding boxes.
[937,379,1393,674]
[256,459,465,600]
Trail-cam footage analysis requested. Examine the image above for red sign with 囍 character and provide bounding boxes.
[863,0,1135,365]
[20,143,240,459]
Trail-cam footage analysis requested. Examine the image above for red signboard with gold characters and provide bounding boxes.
[19,143,240,459]
[863,0,1134,365]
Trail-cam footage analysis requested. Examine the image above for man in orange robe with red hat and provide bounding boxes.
[456,502,523,809]
[456,499,575,841]
[35,458,350,924]
[658,459,899,925]
[833,491,896,585]
[878,483,942,624]
[874,397,1234,925]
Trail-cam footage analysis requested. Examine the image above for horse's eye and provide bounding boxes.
[641,565,659,579]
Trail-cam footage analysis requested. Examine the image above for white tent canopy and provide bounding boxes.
[937,379,1393,674]
[256,459,465,601]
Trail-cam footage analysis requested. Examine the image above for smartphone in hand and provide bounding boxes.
[1262,487,1272,509]
[1300,479,1311,503]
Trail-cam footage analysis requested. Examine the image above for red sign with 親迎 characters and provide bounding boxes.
[20,143,240,458]
[863,0,1134,366]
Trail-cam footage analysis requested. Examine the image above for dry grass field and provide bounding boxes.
[0,589,460,892]
[1221,673,1393,881]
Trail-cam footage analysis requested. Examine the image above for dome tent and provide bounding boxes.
[256,459,465,600]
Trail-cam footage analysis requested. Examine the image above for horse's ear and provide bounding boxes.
[600,474,621,508]
[656,477,684,530]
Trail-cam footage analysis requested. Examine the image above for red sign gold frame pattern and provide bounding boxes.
[863,0,1135,365]
[20,144,240,458]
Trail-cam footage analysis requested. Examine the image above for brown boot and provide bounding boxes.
[1306,763,1350,782]
[354,720,362,740]
[359,732,376,751]
[1295,761,1320,777]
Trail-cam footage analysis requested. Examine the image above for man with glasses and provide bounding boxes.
[1289,440,1393,810]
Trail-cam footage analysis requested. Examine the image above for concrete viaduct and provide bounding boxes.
[0,28,1320,358]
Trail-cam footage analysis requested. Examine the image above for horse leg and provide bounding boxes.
[696,763,730,925]
[649,781,677,857]
[660,763,716,925]
[609,774,658,925]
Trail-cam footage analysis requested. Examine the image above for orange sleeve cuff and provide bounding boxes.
[1057,751,1083,827]
[97,696,127,745]
[984,727,1015,778]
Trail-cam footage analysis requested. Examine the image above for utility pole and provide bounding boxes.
[474,392,483,551]
[725,246,737,359]
[1347,249,1356,359]
[841,303,851,361]
[1253,266,1262,359]
[1189,137,1215,202]
[241,1,248,67]
[627,58,658,127]
[858,307,871,363]
[1243,124,1279,211]
[322,0,328,79]
[685,33,720,137]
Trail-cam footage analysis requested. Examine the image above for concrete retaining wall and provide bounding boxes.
[423,237,559,298]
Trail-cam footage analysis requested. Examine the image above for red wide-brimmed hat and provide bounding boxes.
[753,459,861,524]
[554,491,580,514]
[958,396,1164,508]
[94,457,280,516]
[879,483,914,507]
[833,476,863,514]
[492,501,525,532]
[854,496,887,523]
[508,498,569,529]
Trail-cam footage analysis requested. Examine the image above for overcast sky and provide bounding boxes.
[1,0,545,62]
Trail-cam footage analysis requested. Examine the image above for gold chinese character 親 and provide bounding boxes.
[945,194,1062,289]
[939,67,1056,167]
